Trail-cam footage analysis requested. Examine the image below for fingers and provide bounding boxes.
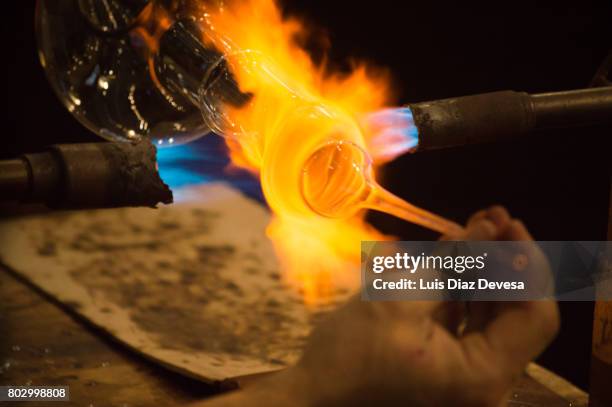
[448,206,511,241]
[461,207,554,347]
[441,206,557,366]
[461,209,556,374]
[444,209,500,241]
[463,218,497,240]
[486,206,511,230]
[499,219,534,241]
[447,206,518,242]
[467,209,488,226]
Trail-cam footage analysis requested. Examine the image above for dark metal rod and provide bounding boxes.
[0,159,30,199]
[411,86,612,151]
[0,141,172,209]
[532,87,612,129]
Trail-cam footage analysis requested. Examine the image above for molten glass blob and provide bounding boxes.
[301,141,464,236]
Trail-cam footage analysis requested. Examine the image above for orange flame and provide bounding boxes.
[199,0,394,305]
[130,2,182,109]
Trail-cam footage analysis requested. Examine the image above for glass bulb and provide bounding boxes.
[36,0,218,146]
[301,141,464,235]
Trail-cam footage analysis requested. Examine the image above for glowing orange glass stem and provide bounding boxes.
[366,186,464,236]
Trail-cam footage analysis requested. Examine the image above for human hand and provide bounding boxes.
[293,206,559,407]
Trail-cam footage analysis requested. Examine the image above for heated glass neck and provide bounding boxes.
[365,186,464,236]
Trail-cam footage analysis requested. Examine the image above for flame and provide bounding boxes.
[198,0,394,305]
[130,2,183,109]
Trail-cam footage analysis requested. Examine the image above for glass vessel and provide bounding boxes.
[36,0,230,146]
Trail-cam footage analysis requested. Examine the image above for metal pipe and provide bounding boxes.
[410,86,612,151]
[0,141,172,209]
[532,87,612,129]
[0,159,30,198]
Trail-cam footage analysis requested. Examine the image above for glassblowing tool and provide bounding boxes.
[0,141,172,209]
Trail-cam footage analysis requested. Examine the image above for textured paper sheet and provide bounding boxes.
[0,183,348,382]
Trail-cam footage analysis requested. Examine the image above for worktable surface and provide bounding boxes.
[0,268,577,407]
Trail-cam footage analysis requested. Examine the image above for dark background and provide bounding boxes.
[3,0,611,390]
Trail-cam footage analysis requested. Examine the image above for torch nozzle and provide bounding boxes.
[0,141,172,209]
[409,86,612,151]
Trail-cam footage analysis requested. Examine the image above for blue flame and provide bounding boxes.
[362,107,419,162]
[156,135,263,203]
[157,143,213,189]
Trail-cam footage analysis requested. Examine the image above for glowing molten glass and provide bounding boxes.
[301,141,462,235]
[197,0,459,303]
